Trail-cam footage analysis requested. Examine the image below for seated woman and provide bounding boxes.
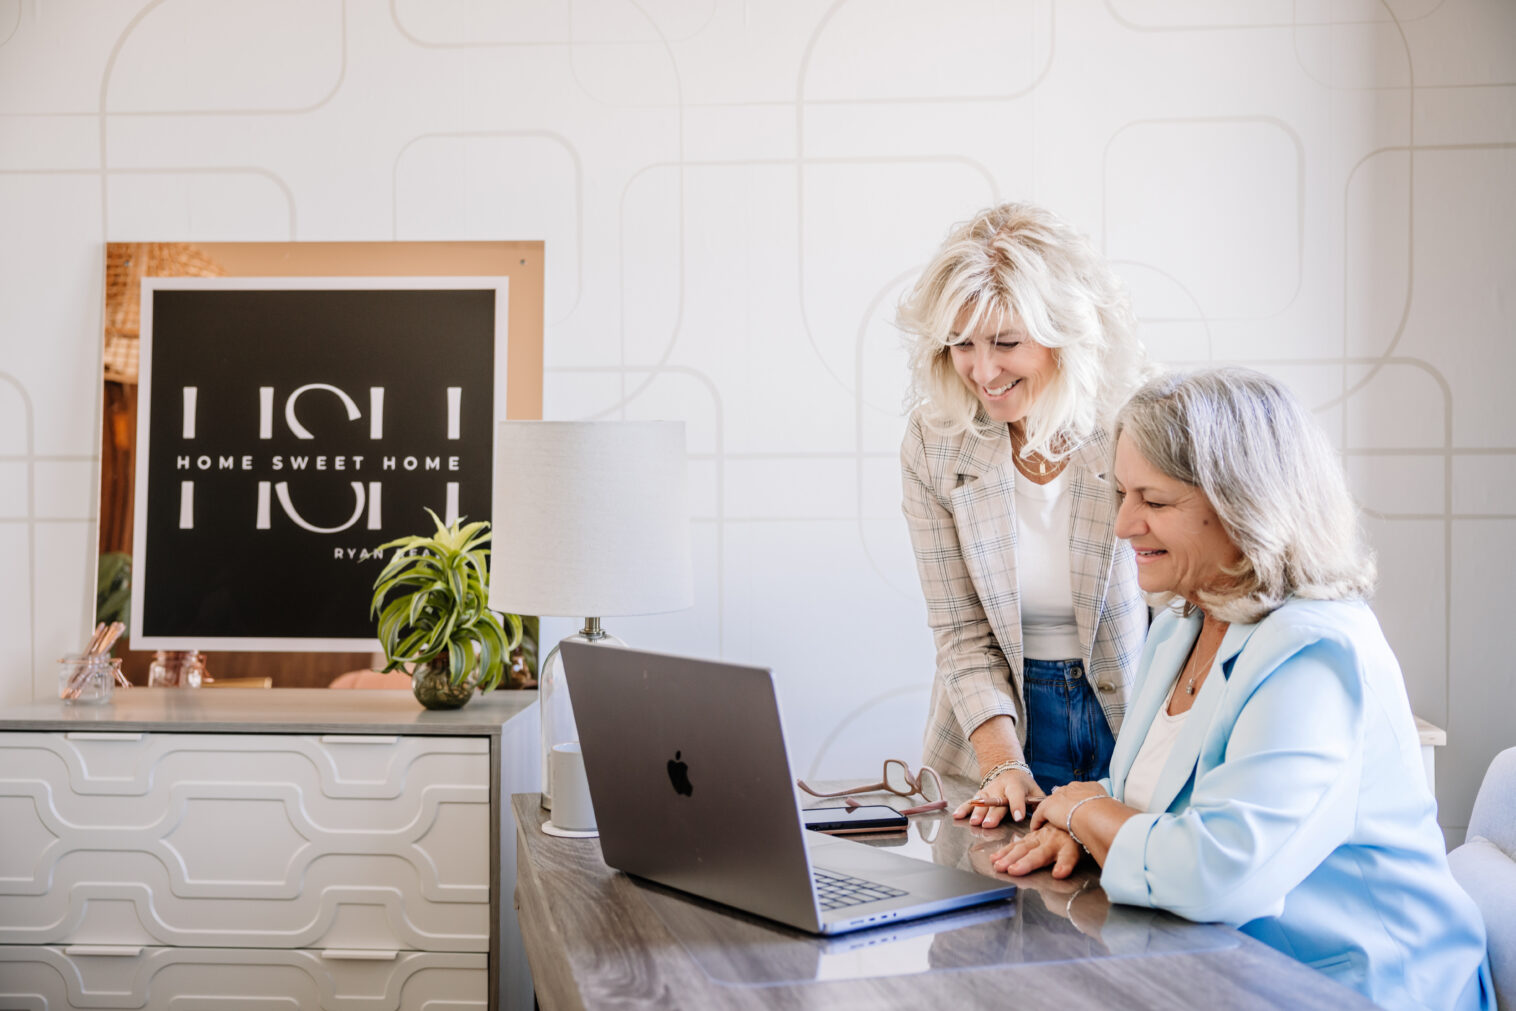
[991,368,1492,1010]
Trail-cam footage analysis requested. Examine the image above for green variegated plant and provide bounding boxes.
[370,510,523,708]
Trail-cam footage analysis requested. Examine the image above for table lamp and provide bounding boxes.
[488,420,693,811]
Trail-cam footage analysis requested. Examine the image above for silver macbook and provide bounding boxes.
[561,641,1015,935]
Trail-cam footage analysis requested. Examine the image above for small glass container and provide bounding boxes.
[148,650,206,688]
[58,654,120,704]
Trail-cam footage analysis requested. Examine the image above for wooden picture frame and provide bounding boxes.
[99,241,544,687]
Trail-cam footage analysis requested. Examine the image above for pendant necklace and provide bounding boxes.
[1182,622,1229,694]
[1012,451,1048,479]
[1010,428,1053,478]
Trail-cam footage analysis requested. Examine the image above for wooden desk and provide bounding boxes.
[511,782,1374,1010]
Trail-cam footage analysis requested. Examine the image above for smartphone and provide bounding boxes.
[802,805,909,835]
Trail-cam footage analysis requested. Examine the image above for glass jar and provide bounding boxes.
[148,650,207,688]
[58,654,121,704]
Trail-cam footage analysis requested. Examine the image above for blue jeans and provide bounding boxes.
[1022,657,1115,792]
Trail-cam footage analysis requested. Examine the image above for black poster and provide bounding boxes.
[131,277,507,649]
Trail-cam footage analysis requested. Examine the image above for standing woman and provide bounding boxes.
[898,202,1150,828]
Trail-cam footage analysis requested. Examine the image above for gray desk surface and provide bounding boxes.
[511,782,1375,1010]
[0,686,537,735]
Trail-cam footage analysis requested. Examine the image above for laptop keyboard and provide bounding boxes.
[812,867,908,911]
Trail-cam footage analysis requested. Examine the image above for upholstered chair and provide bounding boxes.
[1448,747,1516,1010]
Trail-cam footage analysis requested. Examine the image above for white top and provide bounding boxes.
[1014,469,1082,660]
[1122,679,1191,812]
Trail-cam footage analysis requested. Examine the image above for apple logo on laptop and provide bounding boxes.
[667,751,693,796]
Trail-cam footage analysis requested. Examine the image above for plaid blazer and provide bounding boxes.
[902,410,1147,777]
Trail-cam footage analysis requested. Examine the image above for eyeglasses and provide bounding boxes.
[796,759,946,816]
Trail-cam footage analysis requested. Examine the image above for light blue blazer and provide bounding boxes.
[1100,599,1492,1011]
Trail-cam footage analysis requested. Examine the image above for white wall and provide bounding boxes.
[2,0,1512,844]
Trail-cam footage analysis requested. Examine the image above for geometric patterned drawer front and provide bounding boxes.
[0,945,487,1010]
[0,732,490,951]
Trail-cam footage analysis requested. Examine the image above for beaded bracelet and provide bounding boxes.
[978,759,1033,791]
[1064,794,1110,852]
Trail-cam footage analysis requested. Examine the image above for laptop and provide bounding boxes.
[561,641,1016,935]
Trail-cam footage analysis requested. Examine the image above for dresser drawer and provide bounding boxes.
[0,732,490,951]
[0,945,487,1009]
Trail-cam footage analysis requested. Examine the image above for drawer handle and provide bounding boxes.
[65,946,143,957]
[64,732,144,741]
[320,735,399,744]
[320,949,399,961]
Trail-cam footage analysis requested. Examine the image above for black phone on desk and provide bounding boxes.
[802,805,908,835]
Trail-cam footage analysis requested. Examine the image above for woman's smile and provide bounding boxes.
[981,378,1022,399]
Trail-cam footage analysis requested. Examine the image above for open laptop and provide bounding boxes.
[561,642,1015,935]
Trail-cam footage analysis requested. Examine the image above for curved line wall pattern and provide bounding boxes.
[0,0,1512,850]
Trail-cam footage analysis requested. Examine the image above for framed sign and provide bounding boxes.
[129,276,508,651]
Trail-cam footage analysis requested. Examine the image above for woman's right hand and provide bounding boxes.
[953,768,1045,828]
[991,824,1083,878]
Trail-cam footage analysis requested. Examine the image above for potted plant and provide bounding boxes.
[370,510,524,710]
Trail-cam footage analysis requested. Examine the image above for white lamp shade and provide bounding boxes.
[488,420,693,618]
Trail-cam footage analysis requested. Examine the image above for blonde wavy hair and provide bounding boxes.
[898,202,1148,461]
[1114,367,1377,624]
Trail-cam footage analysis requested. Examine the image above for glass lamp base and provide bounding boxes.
[539,623,625,811]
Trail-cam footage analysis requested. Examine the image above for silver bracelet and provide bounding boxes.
[1064,794,1109,852]
[979,760,1033,791]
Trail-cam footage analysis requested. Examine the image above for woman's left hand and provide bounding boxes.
[990,825,1083,878]
[1028,780,1109,834]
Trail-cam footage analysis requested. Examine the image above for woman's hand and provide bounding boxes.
[953,768,1045,828]
[1028,780,1109,834]
[990,825,1083,878]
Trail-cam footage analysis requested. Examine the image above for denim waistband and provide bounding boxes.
[1022,656,1085,680]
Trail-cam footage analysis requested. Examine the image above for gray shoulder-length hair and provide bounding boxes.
[898,202,1149,461]
[1113,367,1377,624]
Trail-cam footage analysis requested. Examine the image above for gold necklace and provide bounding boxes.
[1009,428,1063,480]
[1013,452,1048,478]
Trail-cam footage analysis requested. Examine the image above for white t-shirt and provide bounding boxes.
[1123,679,1191,812]
[1014,469,1082,661]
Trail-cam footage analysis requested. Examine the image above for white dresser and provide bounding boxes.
[0,688,539,1010]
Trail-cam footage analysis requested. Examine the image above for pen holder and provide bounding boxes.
[58,654,120,704]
